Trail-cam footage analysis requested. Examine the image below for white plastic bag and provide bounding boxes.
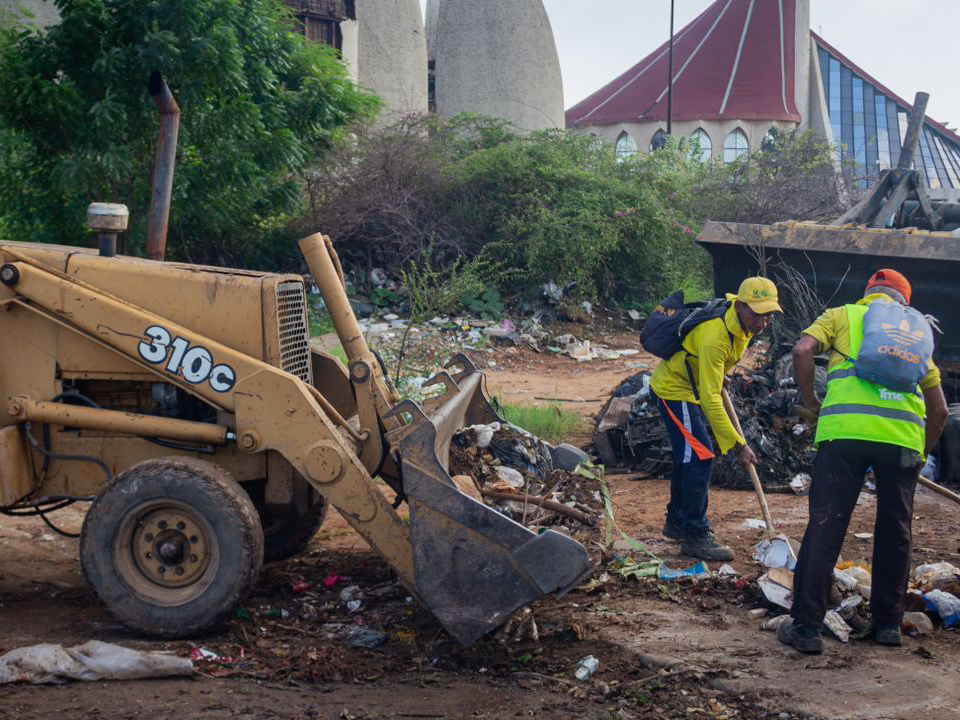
[0,641,193,685]
[923,589,960,628]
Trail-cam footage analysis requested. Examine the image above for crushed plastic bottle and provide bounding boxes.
[574,655,598,680]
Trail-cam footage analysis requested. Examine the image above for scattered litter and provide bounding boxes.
[741,518,768,530]
[922,589,960,627]
[902,611,934,636]
[747,608,768,619]
[627,309,641,321]
[914,562,960,594]
[190,648,220,661]
[0,641,193,685]
[573,654,599,681]
[717,564,739,576]
[853,532,873,539]
[348,628,388,649]
[494,466,525,489]
[789,473,811,495]
[292,582,311,594]
[833,568,858,592]
[757,570,793,609]
[657,562,710,580]
[761,614,790,631]
[822,610,852,642]
[346,600,362,613]
[323,573,340,588]
[340,585,362,602]
[753,535,797,570]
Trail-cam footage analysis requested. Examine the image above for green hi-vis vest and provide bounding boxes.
[815,304,926,453]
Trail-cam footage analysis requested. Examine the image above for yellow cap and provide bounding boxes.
[736,276,782,314]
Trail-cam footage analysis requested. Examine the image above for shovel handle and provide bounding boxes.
[918,474,960,507]
[720,387,777,536]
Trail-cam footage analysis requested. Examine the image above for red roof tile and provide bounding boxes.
[566,0,801,127]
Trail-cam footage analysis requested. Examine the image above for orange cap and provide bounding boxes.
[866,268,911,305]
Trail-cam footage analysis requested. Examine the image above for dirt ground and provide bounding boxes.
[2,338,959,720]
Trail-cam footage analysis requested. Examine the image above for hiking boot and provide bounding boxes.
[777,619,823,654]
[680,532,734,562]
[873,623,903,646]
[662,519,684,540]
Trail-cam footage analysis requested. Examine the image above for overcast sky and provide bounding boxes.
[420,1,960,129]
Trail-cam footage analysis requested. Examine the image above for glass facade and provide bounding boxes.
[817,44,960,189]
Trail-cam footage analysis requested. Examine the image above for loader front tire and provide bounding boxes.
[80,457,264,639]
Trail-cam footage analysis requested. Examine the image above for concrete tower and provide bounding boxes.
[425,0,440,62]
[354,0,428,121]
[433,0,564,132]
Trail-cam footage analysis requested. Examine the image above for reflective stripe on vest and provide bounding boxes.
[815,303,926,453]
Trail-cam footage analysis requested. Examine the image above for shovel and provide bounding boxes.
[720,387,776,537]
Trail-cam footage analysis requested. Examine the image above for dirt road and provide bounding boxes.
[2,341,959,719]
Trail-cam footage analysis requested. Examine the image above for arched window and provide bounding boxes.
[650,129,669,151]
[689,128,712,160]
[724,128,749,163]
[616,131,637,160]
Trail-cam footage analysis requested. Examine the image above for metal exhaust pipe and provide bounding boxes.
[86,203,129,257]
[146,71,180,261]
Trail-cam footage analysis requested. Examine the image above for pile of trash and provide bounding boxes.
[753,535,960,640]
[593,358,820,490]
[449,422,602,537]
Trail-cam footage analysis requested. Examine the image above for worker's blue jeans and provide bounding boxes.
[652,390,714,537]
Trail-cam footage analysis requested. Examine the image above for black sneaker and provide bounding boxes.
[680,532,734,562]
[777,619,823,654]
[874,623,903,646]
[662,519,683,540]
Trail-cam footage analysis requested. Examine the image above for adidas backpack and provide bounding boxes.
[854,298,934,393]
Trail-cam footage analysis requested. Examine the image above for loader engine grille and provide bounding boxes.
[276,281,313,385]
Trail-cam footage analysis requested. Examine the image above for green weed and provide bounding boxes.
[497,401,588,445]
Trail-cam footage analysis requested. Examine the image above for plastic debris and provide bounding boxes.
[741,518,768,530]
[0,641,193,685]
[717,564,739,576]
[340,585,362,602]
[914,562,960,594]
[627,309,641,321]
[923,589,960,627]
[748,608,768,619]
[466,422,501,449]
[292,582,311,594]
[494,466,525,489]
[853,532,873,539]
[346,600,362,613]
[902,611,934,636]
[348,628,388,649]
[190,648,220,661]
[789,473,811,494]
[658,561,709,580]
[573,655,598,681]
[761,614,791,631]
[323,573,340,588]
[753,535,797,570]
[236,607,252,620]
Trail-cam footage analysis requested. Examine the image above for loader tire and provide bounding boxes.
[259,484,328,563]
[80,457,264,639]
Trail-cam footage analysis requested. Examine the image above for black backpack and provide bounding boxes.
[640,290,730,360]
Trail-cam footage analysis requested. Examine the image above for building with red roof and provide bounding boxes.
[566,0,960,195]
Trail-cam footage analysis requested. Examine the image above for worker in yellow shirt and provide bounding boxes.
[780,269,948,654]
[650,277,781,561]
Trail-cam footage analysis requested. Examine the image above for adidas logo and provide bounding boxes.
[878,344,921,365]
[881,320,924,347]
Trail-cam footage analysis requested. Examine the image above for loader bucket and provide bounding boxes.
[385,355,593,645]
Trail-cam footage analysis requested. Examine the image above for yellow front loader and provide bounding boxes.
[0,205,589,644]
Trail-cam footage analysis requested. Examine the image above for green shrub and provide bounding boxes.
[498,402,588,445]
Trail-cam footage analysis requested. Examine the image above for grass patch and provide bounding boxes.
[497,401,588,444]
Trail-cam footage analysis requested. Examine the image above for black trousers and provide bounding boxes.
[791,439,921,627]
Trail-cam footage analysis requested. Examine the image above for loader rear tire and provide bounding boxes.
[80,457,264,639]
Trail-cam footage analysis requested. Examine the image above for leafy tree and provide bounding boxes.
[0,0,379,265]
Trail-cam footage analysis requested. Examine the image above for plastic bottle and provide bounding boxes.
[574,655,598,680]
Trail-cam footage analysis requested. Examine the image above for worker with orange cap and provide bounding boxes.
[781,269,949,654]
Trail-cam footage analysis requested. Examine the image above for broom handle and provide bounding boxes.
[720,387,777,536]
